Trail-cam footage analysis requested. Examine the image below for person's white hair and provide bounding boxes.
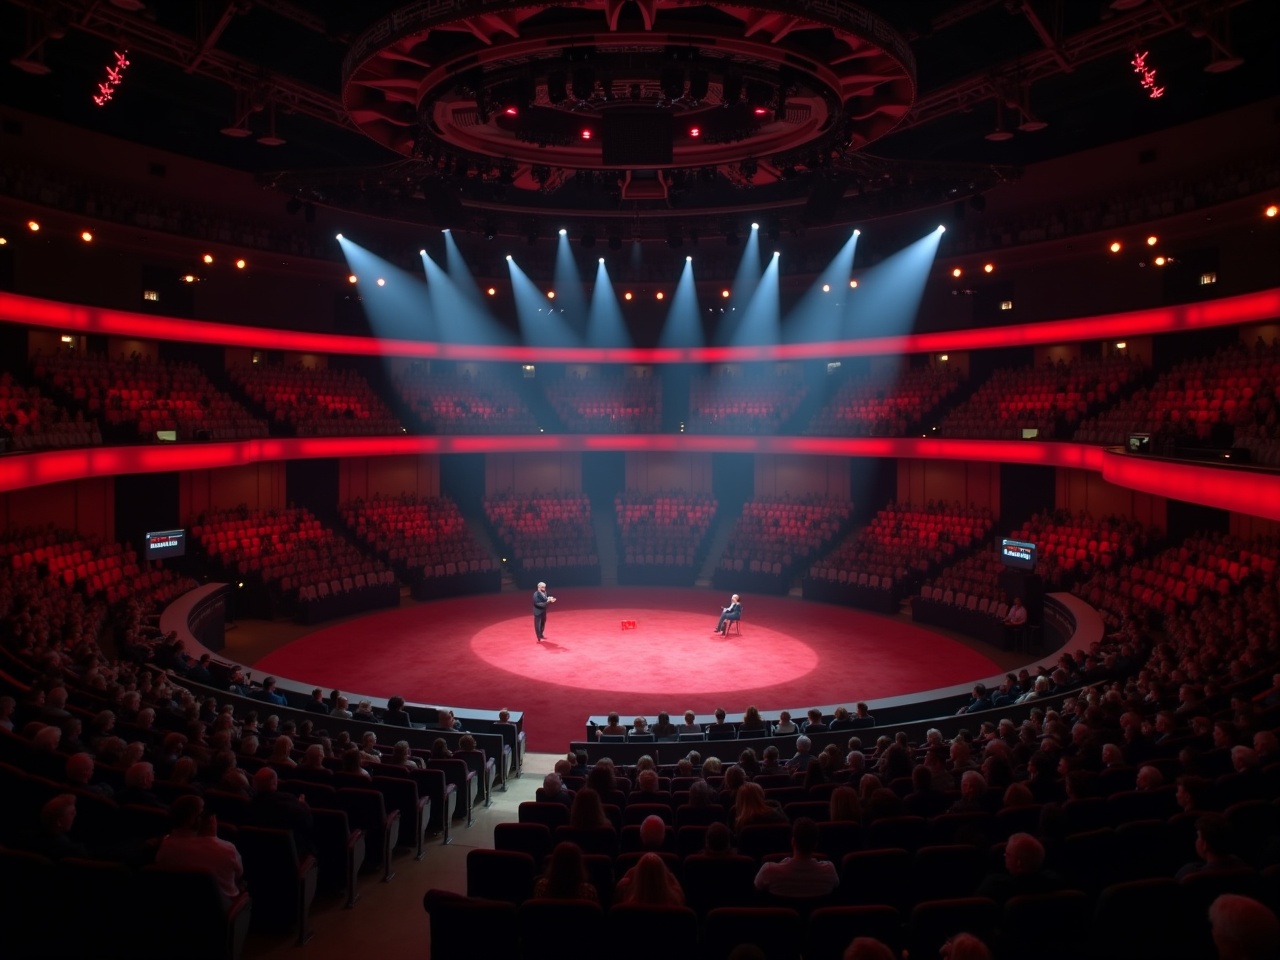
[795,735,812,752]
[543,772,562,792]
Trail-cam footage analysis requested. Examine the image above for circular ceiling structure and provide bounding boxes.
[342,0,915,204]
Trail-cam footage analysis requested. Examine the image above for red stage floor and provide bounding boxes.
[254,587,1002,752]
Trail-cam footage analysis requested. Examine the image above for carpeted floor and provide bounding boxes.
[254,587,1003,752]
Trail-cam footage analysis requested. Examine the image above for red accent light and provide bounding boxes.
[581,129,591,140]
[753,107,768,116]
[504,107,518,116]
[689,127,700,138]
[2,288,1279,365]
[92,50,130,107]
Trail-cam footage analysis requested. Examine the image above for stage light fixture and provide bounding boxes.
[939,354,949,362]
[182,274,195,283]
[751,222,759,230]
[27,220,39,232]
[559,228,567,236]
[952,267,963,278]
[487,287,496,296]
[1266,204,1278,218]
[335,233,343,240]
[1110,241,1122,253]
[505,254,512,261]
[580,129,591,140]
[937,224,946,232]
[849,279,858,288]
[202,253,214,264]
[773,251,780,257]
[347,274,358,284]
[419,249,426,255]
[656,292,664,300]
[721,289,730,298]
[376,277,386,286]
[624,292,632,300]
[686,256,692,262]
[1146,235,1158,246]
[0,237,6,245]
[853,229,861,236]
[598,257,604,264]
[1115,342,1127,350]
[79,230,93,242]
[753,107,767,116]
[547,290,555,299]
[822,284,830,293]
[1154,256,1167,266]
[235,258,246,269]
[689,126,700,138]
[983,263,994,274]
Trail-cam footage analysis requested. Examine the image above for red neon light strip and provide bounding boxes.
[6,436,1274,523]
[2,288,1277,364]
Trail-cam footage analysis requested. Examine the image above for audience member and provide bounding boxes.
[532,841,597,901]
[155,795,244,903]
[753,817,839,898]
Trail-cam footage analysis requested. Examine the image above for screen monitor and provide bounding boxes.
[145,529,186,560]
[1127,432,1151,453]
[1000,538,1037,571]
[1021,427,1039,440]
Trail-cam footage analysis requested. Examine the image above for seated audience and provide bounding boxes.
[533,841,598,901]
[754,817,839,898]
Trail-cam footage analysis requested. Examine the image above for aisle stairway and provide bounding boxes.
[591,501,619,586]
[695,510,739,587]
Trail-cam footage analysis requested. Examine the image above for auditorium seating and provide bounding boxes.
[395,363,538,435]
[939,355,1141,441]
[189,507,397,622]
[805,502,994,612]
[688,365,808,434]
[484,493,600,587]
[0,371,101,450]
[1075,340,1280,459]
[31,348,267,442]
[545,371,661,433]
[341,494,499,599]
[227,363,403,437]
[807,364,965,437]
[714,496,853,594]
[615,491,718,585]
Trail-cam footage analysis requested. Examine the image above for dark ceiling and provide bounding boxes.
[2,0,1277,235]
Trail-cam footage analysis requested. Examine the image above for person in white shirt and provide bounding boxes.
[754,817,839,898]
[155,795,244,902]
[1003,596,1028,650]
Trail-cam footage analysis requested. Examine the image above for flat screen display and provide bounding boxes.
[1127,433,1151,453]
[146,529,186,560]
[1000,538,1037,571]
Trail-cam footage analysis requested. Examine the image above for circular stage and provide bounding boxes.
[253,587,1003,751]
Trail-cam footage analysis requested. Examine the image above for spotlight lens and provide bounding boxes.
[183,275,195,283]
[983,263,994,273]
[853,229,861,236]
[348,274,358,284]
[487,287,496,296]
[235,259,246,269]
[559,228,567,236]
[951,267,962,278]
[505,254,512,260]
[0,238,7,245]
[624,292,632,300]
[1146,235,1158,246]
[335,233,343,240]
[419,249,426,255]
[202,253,213,263]
[689,126,700,137]
[849,279,858,288]
[721,289,730,298]
[27,220,39,232]
[547,290,555,299]
[1109,241,1122,253]
[937,224,946,233]
[751,223,759,230]
[686,256,692,262]
[1266,204,1278,218]
[376,277,386,286]
[821,284,830,293]
[599,258,605,264]
[656,292,664,300]
[1154,256,1166,266]
[80,231,93,242]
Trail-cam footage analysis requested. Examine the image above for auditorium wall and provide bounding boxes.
[624,452,713,493]
[486,453,582,496]
[1229,513,1280,541]
[1055,467,1166,531]
[337,455,440,502]
[754,454,851,499]
[0,477,114,540]
[897,459,1000,514]
[179,463,286,520]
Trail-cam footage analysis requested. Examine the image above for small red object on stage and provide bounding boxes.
[620,619,637,631]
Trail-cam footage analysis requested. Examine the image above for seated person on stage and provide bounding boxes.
[714,594,742,635]
[754,817,839,898]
